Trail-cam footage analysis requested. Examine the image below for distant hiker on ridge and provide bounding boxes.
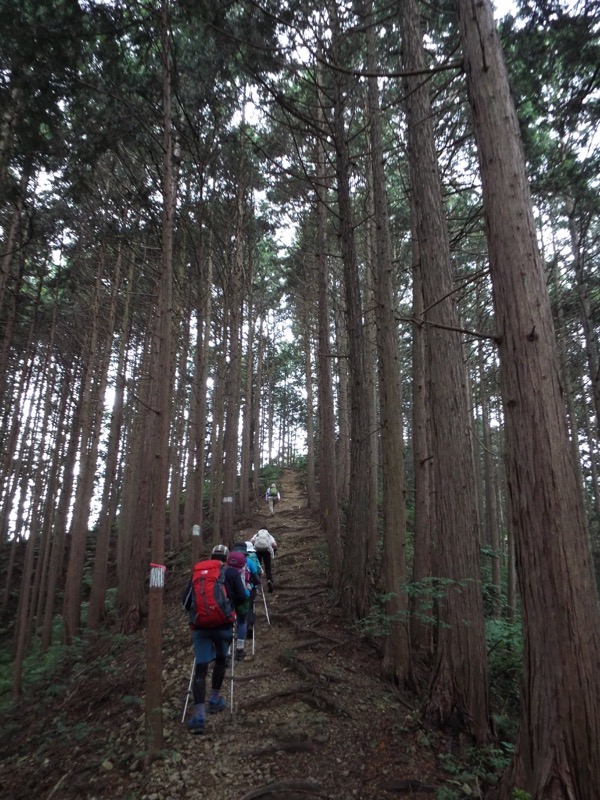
[265,483,280,515]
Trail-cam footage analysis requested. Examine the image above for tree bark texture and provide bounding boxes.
[478,338,501,614]
[364,0,411,685]
[117,335,152,634]
[221,171,246,546]
[399,0,492,743]
[190,242,213,565]
[454,0,600,795]
[42,386,80,651]
[334,300,351,505]
[239,297,255,515]
[209,317,227,545]
[302,310,317,510]
[331,8,374,619]
[146,2,176,755]
[315,106,342,585]
[88,253,130,629]
[410,226,433,655]
[63,255,113,644]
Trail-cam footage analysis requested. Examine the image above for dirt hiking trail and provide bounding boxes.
[0,469,444,800]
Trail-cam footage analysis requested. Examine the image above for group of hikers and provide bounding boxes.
[182,484,281,735]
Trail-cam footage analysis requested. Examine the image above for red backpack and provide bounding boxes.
[183,559,235,629]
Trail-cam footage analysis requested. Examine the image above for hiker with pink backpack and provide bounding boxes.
[231,541,263,641]
[226,548,254,661]
[181,544,247,734]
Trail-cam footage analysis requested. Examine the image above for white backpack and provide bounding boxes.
[254,529,271,551]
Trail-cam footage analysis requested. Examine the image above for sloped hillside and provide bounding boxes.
[0,470,448,800]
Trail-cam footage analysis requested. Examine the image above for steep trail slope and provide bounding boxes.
[0,470,443,799]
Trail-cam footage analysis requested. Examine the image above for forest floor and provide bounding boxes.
[0,470,471,800]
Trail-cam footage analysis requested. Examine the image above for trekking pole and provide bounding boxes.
[261,584,271,626]
[181,656,196,723]
[230,623,236,716]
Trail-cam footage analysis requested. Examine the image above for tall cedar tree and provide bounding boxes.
[399,0,493,742]
[315,67,343,582]
[330,3,374,619]
[145,0,176,758]
[454,0,600,796]
[363,0,411,685]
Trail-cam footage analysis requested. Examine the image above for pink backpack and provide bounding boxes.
[227,551,251,589]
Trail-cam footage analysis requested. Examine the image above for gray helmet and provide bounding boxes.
[211,544,229,561]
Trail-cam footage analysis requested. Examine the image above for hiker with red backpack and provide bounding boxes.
[251,528,277,592]
[182,544,247,734]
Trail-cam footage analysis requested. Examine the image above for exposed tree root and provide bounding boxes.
[302,689,350,716]
[274,584,327,593]
[282,638,328,652]
[239,682,350,717]
[278,652,343,684]
[239,780,327,799]
[281,591,328,613]
[290,626,344,646]
[240,682,316,709]
[380,778,437,793]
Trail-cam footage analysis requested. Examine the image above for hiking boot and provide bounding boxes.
[267,580,273,593]
[235,648,246,661]
[187,715,205,734]
[208,696,226,714]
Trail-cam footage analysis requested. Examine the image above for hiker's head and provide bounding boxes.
[271,483,276,489]
[245,540,256,553]
[211,544,229,562]
[227,551,246,568]
[232,541,247,553]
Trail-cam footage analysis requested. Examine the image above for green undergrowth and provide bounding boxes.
[353,583,523,798]
[435,744,513,799]
[0,611,133,715]
[259,464,284,490]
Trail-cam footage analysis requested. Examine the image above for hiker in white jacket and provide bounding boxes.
[251,528,277,592]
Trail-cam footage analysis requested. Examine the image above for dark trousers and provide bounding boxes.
[191,627,232,703]
[256,550,273,583]
[192,659,227,704]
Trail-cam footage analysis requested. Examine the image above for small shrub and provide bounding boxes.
[437,743,513,798]
[486,617,522,723]
[354,591,407,638]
